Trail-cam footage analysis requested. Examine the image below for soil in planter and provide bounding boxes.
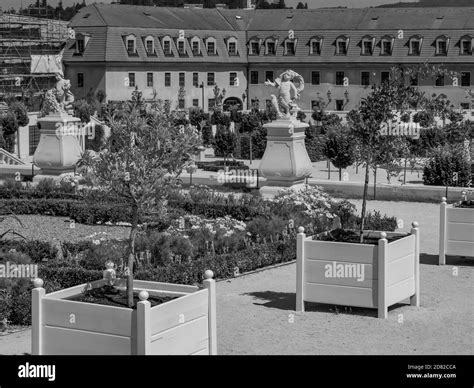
[454,200,474,209]
[314,229,407,245]
[66,285,178,309]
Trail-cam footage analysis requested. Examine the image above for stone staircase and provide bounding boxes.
[0,148,40,178]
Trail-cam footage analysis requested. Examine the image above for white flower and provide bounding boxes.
[92,240,100,245]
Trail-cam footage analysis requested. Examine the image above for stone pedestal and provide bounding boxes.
[33,113,82,181]
[258,114,313,197]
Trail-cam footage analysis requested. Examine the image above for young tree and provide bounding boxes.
[324,126,355,181]
[240,110,263,164]
[0,102,29,153]
[347,65,457,242]
[81,97,201,307]
[214,126,236,166]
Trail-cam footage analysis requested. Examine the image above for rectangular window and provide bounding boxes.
[207,41,215,55]
[250,41,259,55]
[335,71,344,86]
[381,71,390,84]
[128,73,135,87]
[178,99,185,109]
[250,70,259,84]
[228,42,237,55]
[127,39,135,53]
[267,41,276,55]
[286,41,295,55]
[146,40,153,54]
[179,72,185,87]
[311,41,321,55]
[381,40,392,55]
[336,99,344,111]
[29,125,40,156]
[77,72,84,88]
[362,41,372,55]
[147,72,153,87]
[163,40,171,55]
[230,72,237,86]
[77,39,85,53]
[178,40,185,55]
[337,41,347,55]
[192,41,200,55]
[165,72,171,87]
[208,98,216,109]
[361,71,370,86]
[410,40,421,56]
[311,71,320,85]
[193,72,199,87]
[461,72,471,87]
[437,40,447,55]
[461,40,472,55]
[265,71,274,83]
[435,75,445,87]
[193,99,199,107]
[207,72,215,86]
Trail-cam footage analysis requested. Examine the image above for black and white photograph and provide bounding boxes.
[0,0,472,385]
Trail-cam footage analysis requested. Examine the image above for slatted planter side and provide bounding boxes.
[32,271,217,355]
[296,224,420,319]
[439,197,474,265]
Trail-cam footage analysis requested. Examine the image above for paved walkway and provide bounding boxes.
[0,200,472,355]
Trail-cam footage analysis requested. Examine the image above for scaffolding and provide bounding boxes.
[0,12,69,104]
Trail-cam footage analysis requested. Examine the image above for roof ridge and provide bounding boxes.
[92,3,107,27]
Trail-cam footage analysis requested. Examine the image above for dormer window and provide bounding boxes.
[77,38,85,53]
[205,37,217,55]
[409,35,423,56]
[124,34,137,55]
[162,36,172,56]
[284,39,296,55]
[177,39,186,56]
[309,36,323,55]
[460,35,473,55]
[248,37,261,55]
[336,35,349,55]
[361,35,375,55]
[226,37,238,56]
[435,35,449,56]
[380,35,394,56]
[190,36,201,55]
[143,36,155,56]
[265,37,278,56]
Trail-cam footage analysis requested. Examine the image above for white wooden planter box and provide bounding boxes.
[439,198,474,265]
[296,224,420,319]
[31,271,217,355]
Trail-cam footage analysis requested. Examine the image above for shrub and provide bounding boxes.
[423,145,472,187]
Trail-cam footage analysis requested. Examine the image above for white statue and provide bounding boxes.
[265,70,305,119]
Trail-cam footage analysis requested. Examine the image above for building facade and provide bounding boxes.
[64,4,474,113]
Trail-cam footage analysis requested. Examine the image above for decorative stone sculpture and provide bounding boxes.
[40,74,75,117]
[33,75,82,181]
[265,70,305,119]
[259,70,313,197]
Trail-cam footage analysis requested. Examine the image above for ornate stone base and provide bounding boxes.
[33,113,82,176]
[258,115,313,194]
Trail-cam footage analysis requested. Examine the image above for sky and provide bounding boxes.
[1,0,420,10]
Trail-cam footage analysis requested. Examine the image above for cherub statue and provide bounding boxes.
[40,74,75,116]
[265,70,305,119]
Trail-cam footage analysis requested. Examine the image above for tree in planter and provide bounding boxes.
[423,144,471,187]
[347,65,455,242]
[213,126,236,167]
[81,98,201,307]
[323,126,355,181]
[240,110,263,164]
